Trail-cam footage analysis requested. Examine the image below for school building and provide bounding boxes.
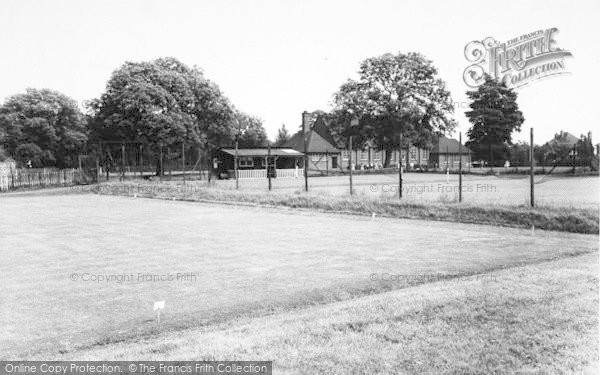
[283,112,471,173]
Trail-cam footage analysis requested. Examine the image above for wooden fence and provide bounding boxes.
[0,168,83,192]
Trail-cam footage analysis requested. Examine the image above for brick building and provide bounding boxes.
[284,111,467,173]
[428,136,472,171]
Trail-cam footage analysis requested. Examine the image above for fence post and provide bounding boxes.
[168,147,172,179]
[159,144,164,179]
[200,147,204,180]
[349,136,353,195]
[398,134,403,199]
[235,138,239,189]
[182,142,186,185]
[268,143,272,191]
[459,132,463,203]
[530,127,534,208]
[302,111,308,192]
[121,143,126,181]
[139,144,143,178]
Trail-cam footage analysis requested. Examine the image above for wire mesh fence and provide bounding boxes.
[96,142,211,182]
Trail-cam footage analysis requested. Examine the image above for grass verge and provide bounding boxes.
[58,253,599,375]
[90,181,599,234]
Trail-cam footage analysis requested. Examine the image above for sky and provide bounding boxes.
[0,0,598,144]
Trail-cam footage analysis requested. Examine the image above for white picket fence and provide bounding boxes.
[234,168,303,179]
[277,168,302,178]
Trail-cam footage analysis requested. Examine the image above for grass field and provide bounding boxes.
[60,252,599,374]
[192,173,599,208]
[0,193,598,364]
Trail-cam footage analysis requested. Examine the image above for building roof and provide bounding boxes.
[220,148,303,157]
[430,135,471,154]
[283,116,340,153]
[547,131,580,147]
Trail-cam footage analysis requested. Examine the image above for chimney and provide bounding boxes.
[588,131,592,143]
[302,111,312,134]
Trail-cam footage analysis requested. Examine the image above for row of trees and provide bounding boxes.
[506,134,597,167]
[288,54,528,170]
[0,57,269,168]
[465,76,597,168]
[7,53,579,172]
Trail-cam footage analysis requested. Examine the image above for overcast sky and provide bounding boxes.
[0,0,598,144]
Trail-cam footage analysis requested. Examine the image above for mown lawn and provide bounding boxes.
[58,253,599,375]
[1,194,597,360]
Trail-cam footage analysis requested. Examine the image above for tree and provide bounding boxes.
[575,133,596,169]
[0,88,87,168]
[87,57,237,159]
[465,75,524,167]
[15,143,56,167]
[0,127,6,161]
[275,124,290,146]
[0,146,8,162]
[330,52,456,166]
[234,112,269,148]
[507,141,530,167]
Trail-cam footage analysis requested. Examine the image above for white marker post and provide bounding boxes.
[153,300,165,324]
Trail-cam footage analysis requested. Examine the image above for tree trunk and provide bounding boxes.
[384,147,393,168]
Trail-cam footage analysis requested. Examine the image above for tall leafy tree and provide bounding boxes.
[0,88,87,167]
[575,133,596,168]
[274,124,290,146]
[507,141,530,166]
[465,75,524,166]
[330,52,456,166]
[0,146,8,162]
[88,57,237,152]
[234,112,269,148]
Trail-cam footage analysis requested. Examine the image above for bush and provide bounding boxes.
[14,143,56,168]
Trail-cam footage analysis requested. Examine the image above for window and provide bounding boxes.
[409,148,417,161]
[332,156,338,169]
[239,156,254,168]
[311,154,322,162]
[360,151,368,160]
[374,151,381,160]
[341,150,349,161]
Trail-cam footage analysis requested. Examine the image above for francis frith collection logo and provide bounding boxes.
[463,27,573,88]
